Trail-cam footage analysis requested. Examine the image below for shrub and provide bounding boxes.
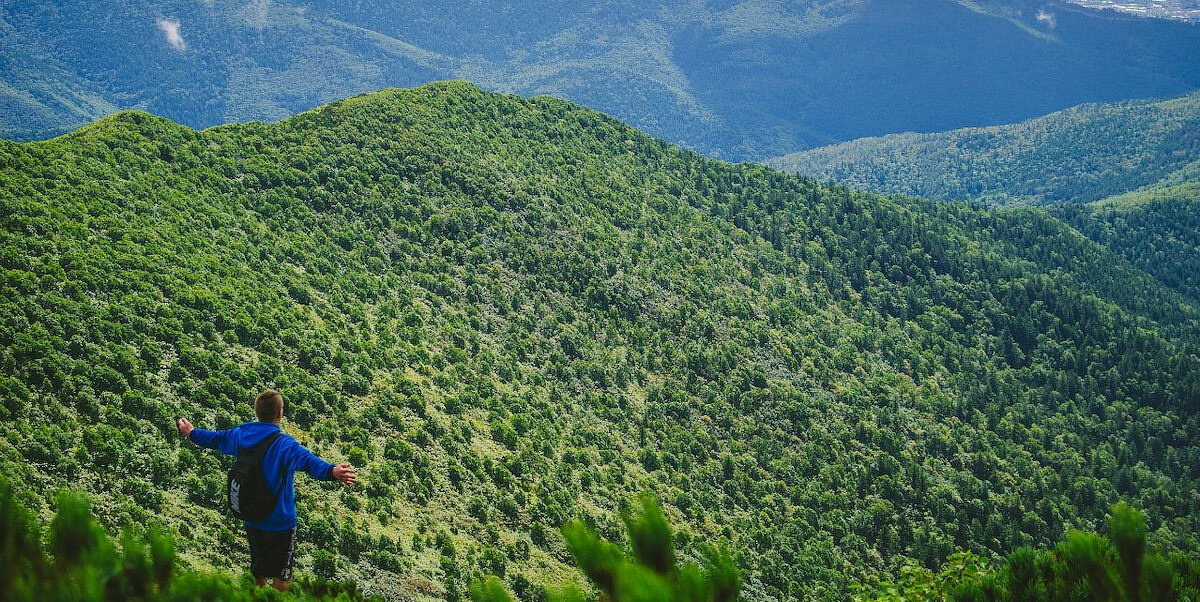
[0,478,379,601]
[471,494,740,602]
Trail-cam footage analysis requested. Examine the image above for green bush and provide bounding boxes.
[862,503,1200,602]
[0,479,378,601]
[473,495,739,602]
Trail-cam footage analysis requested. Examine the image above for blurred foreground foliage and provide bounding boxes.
[0,479,378,602]
[472,496,740,602]
[861,503,1200,602]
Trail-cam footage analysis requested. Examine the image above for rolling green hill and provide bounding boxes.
[766,92,1200,307]
[2,82,1199,601]
[766,91,1200,207]
[1053,184,1200,304]
[5,0,1200,160]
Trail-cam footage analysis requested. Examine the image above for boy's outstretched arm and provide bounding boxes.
[176,417,236,454]
[284,440,356,485]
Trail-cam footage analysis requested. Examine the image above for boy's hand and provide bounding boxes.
[332,463,357,485]
[176,417,194,439]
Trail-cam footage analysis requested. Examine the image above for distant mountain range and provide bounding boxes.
[4,0,1200,159]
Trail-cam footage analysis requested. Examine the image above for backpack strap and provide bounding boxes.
[257,431,283,453]
[237,431,283,457]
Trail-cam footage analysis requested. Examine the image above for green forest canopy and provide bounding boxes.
[1,82,1199,600]
[1052,186,1200,305]
[767,91,1200,307]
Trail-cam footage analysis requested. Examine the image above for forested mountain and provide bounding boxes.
[766,91,1200,307]
[1053,184,1200,304]
[766,91,1200,207]
[5,0,1200,159]
[2,83,1199,601]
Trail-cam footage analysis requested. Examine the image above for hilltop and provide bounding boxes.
[5,1,1200,159]
[1,82,1199,600]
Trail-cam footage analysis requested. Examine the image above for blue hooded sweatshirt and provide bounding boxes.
[188,421,334,532]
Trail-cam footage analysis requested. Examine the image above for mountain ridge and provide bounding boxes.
[2,82,1199,600]
[6,0,1200,159]
[765,89,1200,305]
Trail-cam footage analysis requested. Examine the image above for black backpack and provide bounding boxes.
[227,432,284,521]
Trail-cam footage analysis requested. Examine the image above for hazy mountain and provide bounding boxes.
[4,0,1200,159]
[2,83,1198,600]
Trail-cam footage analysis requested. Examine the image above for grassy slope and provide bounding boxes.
[1,83,1199,600]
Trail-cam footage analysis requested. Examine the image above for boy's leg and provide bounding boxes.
[247,526,266,586]
[249,526,297,591]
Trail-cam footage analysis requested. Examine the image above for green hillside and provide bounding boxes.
[1052,184,1200,304]
[766,91,1200,207]
[6,0,1200,160]
[766,92,1200,306]
[2,82,1199,601]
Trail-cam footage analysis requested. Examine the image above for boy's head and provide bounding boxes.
[254,389,284,423]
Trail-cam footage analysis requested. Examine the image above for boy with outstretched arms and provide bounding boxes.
[176,389,356,592]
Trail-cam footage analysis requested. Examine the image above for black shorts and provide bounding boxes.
[246,526,297,581]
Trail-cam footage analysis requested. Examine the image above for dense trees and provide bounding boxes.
[1052,189,1200,304]
[769,90,1200,316]
[1,82,1198,600]
[862,503,1200,601]
[0,479,378,601]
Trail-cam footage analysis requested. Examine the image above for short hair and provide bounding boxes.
[254,389,283,422]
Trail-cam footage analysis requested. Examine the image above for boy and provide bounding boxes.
[177,389,356,591]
